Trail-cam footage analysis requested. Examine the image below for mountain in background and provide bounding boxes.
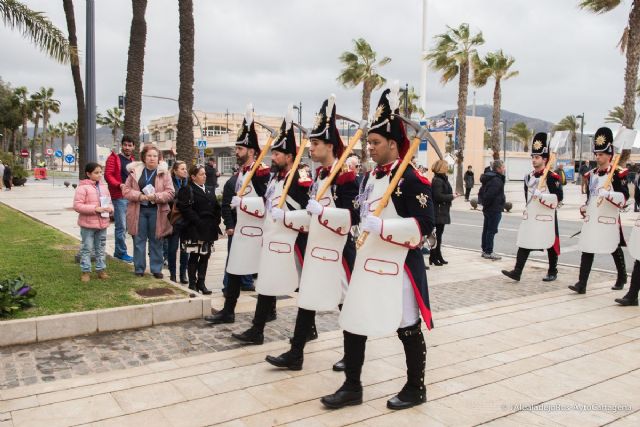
[21,126,116,151]
[432,104,556,133]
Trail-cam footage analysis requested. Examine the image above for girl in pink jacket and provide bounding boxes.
[73,163,113,282]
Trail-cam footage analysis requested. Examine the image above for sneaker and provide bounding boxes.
[115,254,133,263]
[487,253,502,260]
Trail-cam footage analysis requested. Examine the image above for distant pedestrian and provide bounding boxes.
[463,165,474,201]
[177,165,222,294]
[0,160,4,190]
[73,163,113,283]
[634,172,640,212]
[104,135,136,263]
[123,145,174,278]
[479,160,506,260]
[205,157,220,191]
[430,159,458,266]
[3,163,12,190]
[555,163,567,186]
[578,161,589,191]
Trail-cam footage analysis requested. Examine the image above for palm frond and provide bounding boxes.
[578,0,621,14]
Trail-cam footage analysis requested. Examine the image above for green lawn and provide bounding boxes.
[0,204,187,320]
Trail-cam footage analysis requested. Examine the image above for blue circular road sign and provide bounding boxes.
[64,154,75,164]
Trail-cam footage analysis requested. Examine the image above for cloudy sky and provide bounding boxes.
[0,0,631,133]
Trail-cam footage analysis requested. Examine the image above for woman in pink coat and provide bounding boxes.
[73,162,113,282]
[123,145,174,278]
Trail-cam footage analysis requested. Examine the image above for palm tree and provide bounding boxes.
[426,23,484,193]
[605,104,639,125]
[97,107,124,149]
[472,50,518,160]
[56,122,67,153]
[12,86,31,150]
[404,86,424,119]
[580,0,640,164]
[177,0,195,162]
[35,87,60,157]
[29,91,42,167]
[0,0,74,63]
[553,115,580,160]
[62,0,86,178]
[123,0,148,154]
[337,38,391,164]
[509,122,533,152]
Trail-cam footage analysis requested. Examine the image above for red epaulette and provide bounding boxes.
[617,168,629,178]
[549,171,560,180]
[255,164,270,177]
[413,168,431,186]
[335,170,356,186]
[298,179,312,188]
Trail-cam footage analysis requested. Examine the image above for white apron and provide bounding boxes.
[226,168,265,275]
[629,218,640,260]
[339,168,422,338]
[298,172,351,311]
[516,172,558,250]
[579,172,622,254]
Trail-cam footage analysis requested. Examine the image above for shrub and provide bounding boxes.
[0,276,37,317]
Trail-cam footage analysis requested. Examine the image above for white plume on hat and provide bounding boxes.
[285,104,294,130]
[245,103,254,127]
[387,80,401,112]
[326,93,336,118]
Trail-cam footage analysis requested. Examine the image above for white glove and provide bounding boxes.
[271,207,285,221]
[598,188,611,198]
[306,199,323,216]
[361,215,383,234]
[230,196,241,208]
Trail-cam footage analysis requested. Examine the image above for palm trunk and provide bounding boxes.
[123,0,148,156]
[177,0,195,163]
[360,80,373,168]
[491,79,502,160]
[42,109,49,158]
[455,60,470,194]
[571,132,577,161]
[31,115,40,168]
[21,112,28,150]
[63,0,86,179]
[621,0,640,165]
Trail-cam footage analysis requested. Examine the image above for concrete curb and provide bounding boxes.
[0,296,207,347]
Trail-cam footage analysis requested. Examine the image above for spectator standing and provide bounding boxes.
[167,161,189,283]
[123,145,174,278]
[463,165,474,201]
[3,163,12,190]
[204,157,220,191]
[104,136,136,262]
[0,160,4,190]
[221,172,255,291]
[578,161,589,191]
[177,165,222,294]
[430,159,458,266]
[555,163,567,186]
[73,163,113,282]
[479,160,506,260]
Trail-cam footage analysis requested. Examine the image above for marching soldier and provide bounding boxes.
[570,126,629,294]
[265,96,360,371]
[502,133,563,282]
[231,110,312,344]
[321,87,435,411]
[205,107,270,325]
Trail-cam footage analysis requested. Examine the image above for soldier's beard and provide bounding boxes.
[236,153,249,166]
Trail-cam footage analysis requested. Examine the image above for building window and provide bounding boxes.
[153,132,160,142]
[204,125,229,136]
[165,130,174,141]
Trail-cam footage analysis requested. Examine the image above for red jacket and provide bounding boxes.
[104,151,134,199]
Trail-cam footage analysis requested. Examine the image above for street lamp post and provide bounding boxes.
[577,113,585,166]
[85,0,97,163]
[293,102,302,143]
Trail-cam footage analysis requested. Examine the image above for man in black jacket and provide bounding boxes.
[480,160,506,260]
[221,172,255,291]
[205,157,220,191]
[464,165,474,201]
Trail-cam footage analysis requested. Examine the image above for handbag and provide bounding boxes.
[169,186,193,226]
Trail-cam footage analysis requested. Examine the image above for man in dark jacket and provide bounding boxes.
[463,165,474,201]
[205,157,220,191]
[480,160,506,260]
[221,172,255,291]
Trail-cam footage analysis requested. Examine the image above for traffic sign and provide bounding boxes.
[197,139,207,148]
[54,150,63,158]
[64,154,75,164]
[20,149,29,158]
[46,148,53,156]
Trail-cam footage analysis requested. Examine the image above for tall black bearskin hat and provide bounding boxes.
[271,105,297,157]
[530,132,549,159]
[309,94,344,158]
[593,126,614,156]
[235,104,260,154]
[368,81,410,159]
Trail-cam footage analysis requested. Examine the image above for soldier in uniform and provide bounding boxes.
[230,113,312,344]
[502,133,563,282]
[205,108,270,325]
[265,96,360,371]
[321,88,435,411]
[569,126,629,294]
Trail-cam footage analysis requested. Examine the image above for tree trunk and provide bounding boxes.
[360,79,373,168]
[491,78,501,160]
[21,112,28,150]
[123,0,148,156]
[63,0,86,179]
[620,0,640,165]
[455,60,470,194]
[176,0,195,163]
[42,109,49,158]
[31,115,40,168]
[571,131,577,161]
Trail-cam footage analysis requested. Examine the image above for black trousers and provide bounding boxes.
[579,246,627,288]
[626,260,640,299]
[514,247,558,275]
[464,186,472,200]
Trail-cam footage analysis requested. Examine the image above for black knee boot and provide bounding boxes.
[232,294,274,345]
[612,247,627,290]
[502,248,529,281]
[205,273,239,324]
[320,331,365,409]
[387,321,427,410]
[265,308,315,370]
[187,255,198,291]
[196,255,212,295]
[570,252,593,294]
[543,248,559,281]
[617,260,640,305]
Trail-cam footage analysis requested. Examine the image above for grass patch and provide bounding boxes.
[0,203,187,320]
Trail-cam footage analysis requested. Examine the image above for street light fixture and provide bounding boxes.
[576,113,585,166]
[292,102,302,143]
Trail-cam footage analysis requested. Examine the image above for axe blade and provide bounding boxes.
[292,122,309,137]
[613,126,637,151]
[254,121,277,138]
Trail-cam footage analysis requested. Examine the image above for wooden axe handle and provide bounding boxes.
[315,129,364,201]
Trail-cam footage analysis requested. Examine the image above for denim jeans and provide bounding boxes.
[112,198,129,257]
[167,231,188,278]
[80,227,106,273]
[223,235,254,288]
[481,211,502,254]
[134,207,163,274]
